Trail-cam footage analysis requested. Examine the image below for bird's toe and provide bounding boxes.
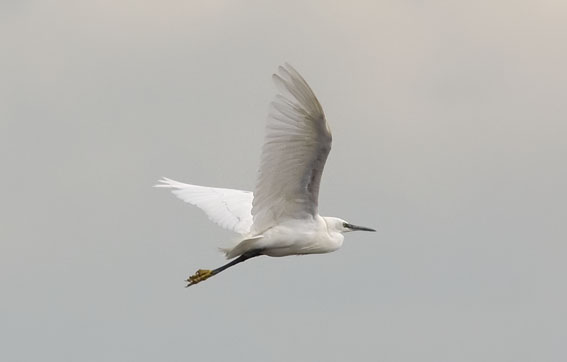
[185,269,214,287]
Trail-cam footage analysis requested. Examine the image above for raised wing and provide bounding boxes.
[251,64,332,233]
[155,178,253,234]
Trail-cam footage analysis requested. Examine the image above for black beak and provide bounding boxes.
[346,223,376,232]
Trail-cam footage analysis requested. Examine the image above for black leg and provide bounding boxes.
[186,249,263,287]
[211,249,263,275]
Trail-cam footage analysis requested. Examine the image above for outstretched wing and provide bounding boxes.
[251,64,332,233]
[155,178,253,234]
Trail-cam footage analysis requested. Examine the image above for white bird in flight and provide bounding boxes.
[156,64,375,287]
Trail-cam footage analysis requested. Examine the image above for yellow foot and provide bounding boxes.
[186,269,214,287]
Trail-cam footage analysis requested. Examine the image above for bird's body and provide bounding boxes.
[230,216,344,258]
[157,64,375,286]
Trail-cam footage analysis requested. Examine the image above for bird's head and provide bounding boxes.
[325,217,376,234]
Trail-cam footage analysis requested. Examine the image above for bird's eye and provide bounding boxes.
[342,222,348,228]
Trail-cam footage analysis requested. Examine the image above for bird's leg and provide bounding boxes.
[185,249,263,287]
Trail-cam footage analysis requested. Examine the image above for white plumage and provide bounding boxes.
[156,64,374,286]
[156,178,253,235]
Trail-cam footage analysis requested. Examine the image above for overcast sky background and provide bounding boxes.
[1,1,566,361]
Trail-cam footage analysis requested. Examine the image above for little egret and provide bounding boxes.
[156,64,375,287]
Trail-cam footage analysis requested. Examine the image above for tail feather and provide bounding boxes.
[221,235,264,259]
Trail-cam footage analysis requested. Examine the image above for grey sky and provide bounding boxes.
[1,1,566,361]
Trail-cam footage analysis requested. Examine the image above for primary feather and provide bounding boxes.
[251,63,332,234]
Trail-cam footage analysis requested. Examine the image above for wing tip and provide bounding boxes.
[153,177,179,188]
